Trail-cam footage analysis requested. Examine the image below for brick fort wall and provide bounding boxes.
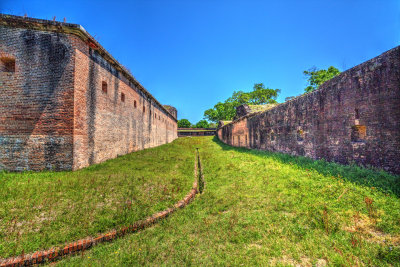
[218,46,400,174]
[0,15,177,171]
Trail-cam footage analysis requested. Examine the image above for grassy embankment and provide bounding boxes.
[0,140,196,259]
[1,136,400,266]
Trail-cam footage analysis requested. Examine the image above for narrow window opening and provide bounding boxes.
[101,81,107,94]
[355,108,360,120]
[1,57,15,72]
[134,100,137,108]
[143,106,146,113]
[270,130,275,141]
[351,125,366,142]
[297,129,304,142]
[121,92,125,102]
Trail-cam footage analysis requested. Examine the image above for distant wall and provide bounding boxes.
[178,128,216,137]
[218,46,400,174]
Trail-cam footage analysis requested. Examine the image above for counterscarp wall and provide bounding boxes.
[218,46,400,174]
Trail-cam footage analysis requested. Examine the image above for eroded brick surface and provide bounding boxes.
[218,46,400,174]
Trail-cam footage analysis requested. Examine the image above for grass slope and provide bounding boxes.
[55,136,399,266]
[0,140,197,258]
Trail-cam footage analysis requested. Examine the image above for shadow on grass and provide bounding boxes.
[212,136,400,197]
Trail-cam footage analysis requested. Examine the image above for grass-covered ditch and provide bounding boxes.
[1,136,400,266]
[0,139,197,259]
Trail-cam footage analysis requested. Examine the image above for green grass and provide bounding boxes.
[248,104,278,113]
[178,130,215,132]
[56,136,399,266]
[2,137,400,266]
[0,140,198,259]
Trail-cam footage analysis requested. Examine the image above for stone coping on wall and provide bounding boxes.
[218,45,400,130]
[0,13,177,122]
[0,151,205,266]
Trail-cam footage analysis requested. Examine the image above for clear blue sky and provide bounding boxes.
[2,0,399,123]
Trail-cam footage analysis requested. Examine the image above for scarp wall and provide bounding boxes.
[0,15,177,171]
[218,46,400,174]
[0,25,75,170]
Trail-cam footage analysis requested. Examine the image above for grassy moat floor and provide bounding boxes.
[1,137,399,266]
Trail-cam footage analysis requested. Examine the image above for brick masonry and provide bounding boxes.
[218,46,400,174]
[0,15,177,171]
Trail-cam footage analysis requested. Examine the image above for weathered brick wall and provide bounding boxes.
[72,36,177,169]
[0,15,177,171]
[0,25,75,170]
[218,46,400,174]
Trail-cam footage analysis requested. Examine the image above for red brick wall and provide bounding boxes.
[0,26,75,170]
[0,20,177,171]
[72,37,177,169]
[218,46,400,174]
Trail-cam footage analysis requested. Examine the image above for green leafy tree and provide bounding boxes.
[204,83,280,123]
[177,119,192,128]
[209,122,217,128]
[195,120,210,128]
[304,66,340,93]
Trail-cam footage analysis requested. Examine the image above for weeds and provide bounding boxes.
[364,196,377,221]
[322,205,330,234]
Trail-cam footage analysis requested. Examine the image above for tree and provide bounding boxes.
[203,83,280,123]
[209,122,217,128]
[177,119,192,128]
[304,66,340,93]
[195,120,210,128]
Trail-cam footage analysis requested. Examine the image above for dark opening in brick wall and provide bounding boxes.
[355,108,360,119]
[270,130,276,141]
[121,92,125,102]
[351,125,366,142]
[0,57,15,72]
[143,106,145,113]
[297,129,304,142]
[101,81,107,94]
[134,100,137,108]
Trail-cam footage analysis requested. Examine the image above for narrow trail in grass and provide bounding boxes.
[56,137,400,266]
